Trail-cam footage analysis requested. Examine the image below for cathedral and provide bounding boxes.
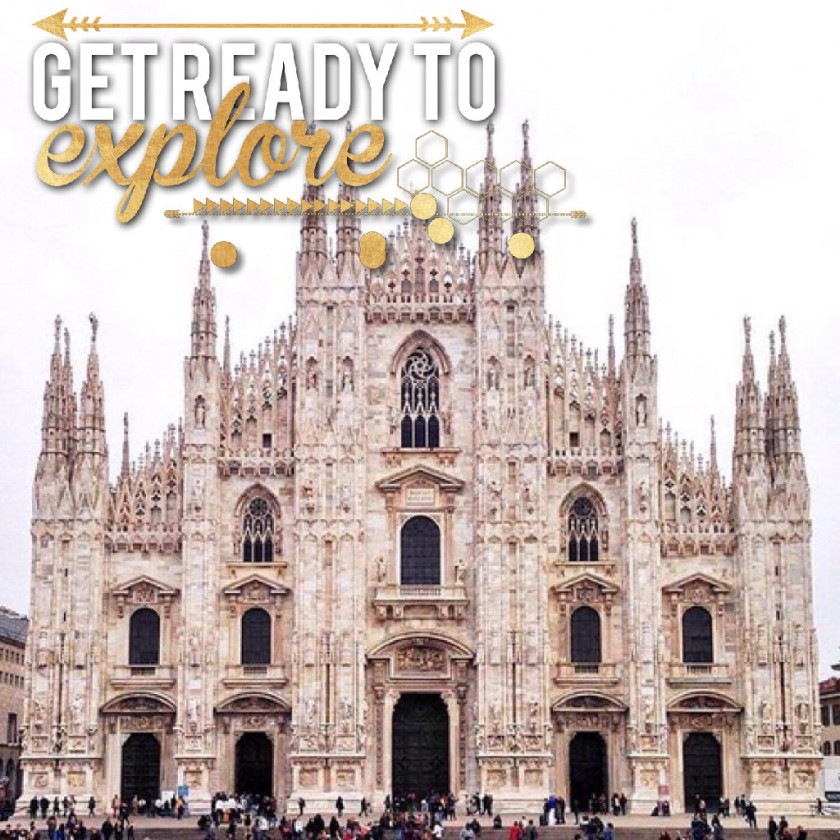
[21,128,821,816]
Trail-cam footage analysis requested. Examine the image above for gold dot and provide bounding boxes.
[410,192,437,220]
[428,217,455,244]
[210,241,237,268]
[508,232,535,259]
[359,231,387,269]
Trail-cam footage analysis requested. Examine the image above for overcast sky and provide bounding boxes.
[2,0,839,673]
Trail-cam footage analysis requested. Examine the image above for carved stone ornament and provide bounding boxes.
[395,645,446,672]
[112,577,178,618]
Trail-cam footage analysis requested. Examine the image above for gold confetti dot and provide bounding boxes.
[410,192,437,220]
[508,232,535,259]
[210,241,238,268]
[428,217,455,244]
[359,231,387,269]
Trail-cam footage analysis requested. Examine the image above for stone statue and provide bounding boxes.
[454,558,465,583]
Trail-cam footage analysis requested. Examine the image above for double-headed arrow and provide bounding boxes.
[34,9,493,41]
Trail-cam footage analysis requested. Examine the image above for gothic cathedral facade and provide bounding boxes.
[22,130,820,814]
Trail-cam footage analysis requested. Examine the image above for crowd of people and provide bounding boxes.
[0,789,830,840]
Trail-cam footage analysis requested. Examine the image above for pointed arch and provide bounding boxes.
[561,484,608,562]
[390,330,452,376]
[234,485,281,563]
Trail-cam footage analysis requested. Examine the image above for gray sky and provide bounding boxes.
[3,0,839,673]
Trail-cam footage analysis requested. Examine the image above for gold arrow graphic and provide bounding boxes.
[34,9,493,41]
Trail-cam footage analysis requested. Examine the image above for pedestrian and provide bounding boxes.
[619,793,627,817]
[298,797,305,817]
[335,797,344,818]
[767,816,777,840]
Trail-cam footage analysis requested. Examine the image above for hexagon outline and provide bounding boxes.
[464,160,499,198]
[415,131,449,166]
[499,160,531,199]
[396,159,431,195]
[510,191,551,224]
[534,161,567,198]
[431,160,465,198]
[446,188,480,226]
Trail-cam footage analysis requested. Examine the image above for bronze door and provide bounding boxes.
[392,694,449,798]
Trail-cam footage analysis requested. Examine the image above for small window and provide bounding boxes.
[129,609,160,666]
[824,741,832,756]
[241,608,271,665]
[569,432,580,449]
[400,349,441,449]
[682,606,713,664]
[400,516,441,585]
[570,606,602,664]
[834,740,840,756]
[262,433,272,450]
[833,704,840,726]
[6,714,16,745]
[568,497,599,561]
[822,706,830,727]
[242,497,275,563]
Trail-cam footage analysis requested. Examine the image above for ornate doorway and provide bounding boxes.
[235,732,274,797]
[121,733,161,803]
[683,732,722,811]
[569,732,607,810]
[392,693,449,798]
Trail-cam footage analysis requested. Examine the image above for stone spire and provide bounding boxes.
[709,415,718,476]
[121,412,130,480]
[768,316,801,459]
[299,123,328,277]
[512,119,539,252]
[40,315,67,456]
[733,316,766,470]
[623,218,651,358]
[191,220,217,359]
[78,313,107,456]
[336,121,361,276]
[222,316,231,379]
[478,121,503,274]
[607,315,616,379]
[62,325,77,462]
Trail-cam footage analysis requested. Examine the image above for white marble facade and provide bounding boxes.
[21,137,821,815]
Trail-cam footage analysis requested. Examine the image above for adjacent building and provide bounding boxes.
[21,127,821,814]
[0,609,28,805]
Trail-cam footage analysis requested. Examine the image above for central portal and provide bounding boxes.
[392,693,450,799]
[569,732,608,811]
[235,732,274,797]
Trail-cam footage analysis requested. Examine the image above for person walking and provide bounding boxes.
[335,797,344,818]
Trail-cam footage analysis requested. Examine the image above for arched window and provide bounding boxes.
[568,497,599,561]
[242,497,275,563]
[400,516,441,585]
[241,608,271,665]
[835,740,840,757]
[400,349,440,449]
[129,609,160,666]
[682,606,713,663]
[570,606,602,664]
[824,741,832,756]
